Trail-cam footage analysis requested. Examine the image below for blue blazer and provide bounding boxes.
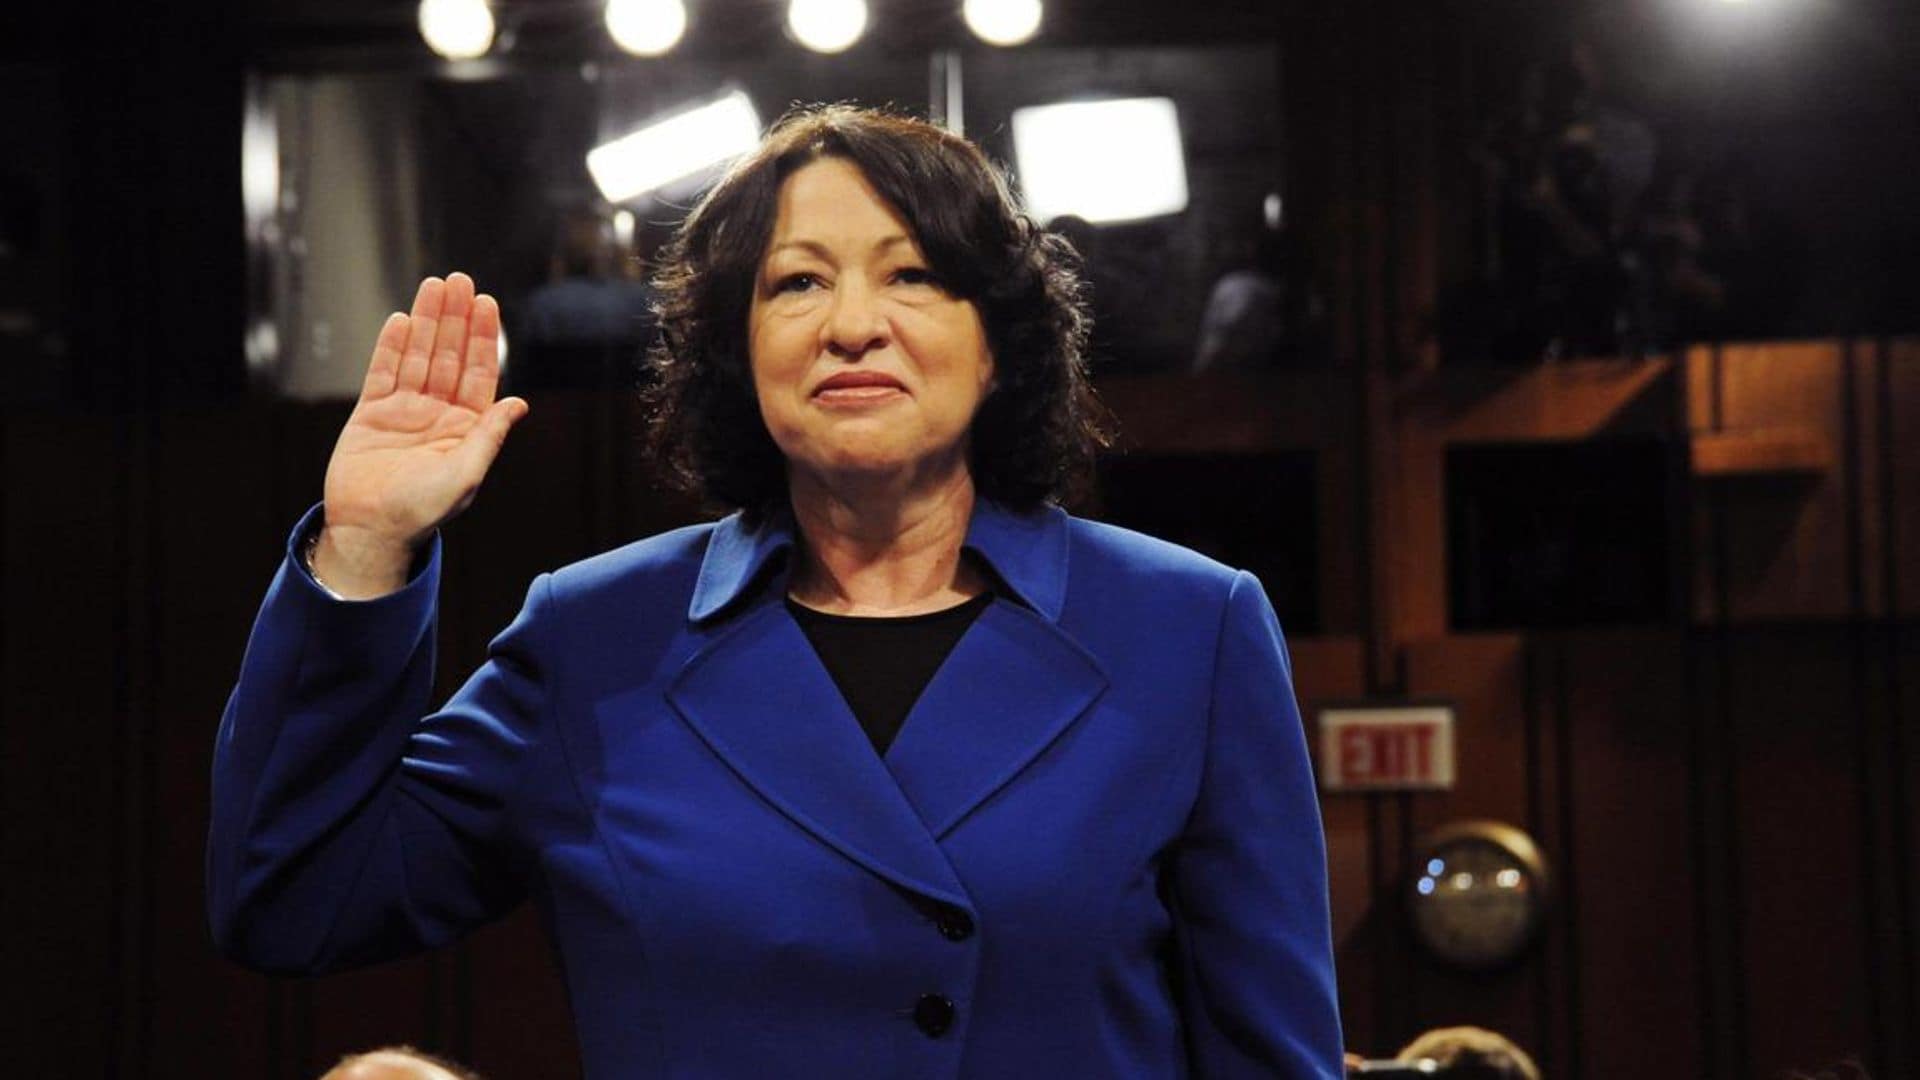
[208,499,1343,1078]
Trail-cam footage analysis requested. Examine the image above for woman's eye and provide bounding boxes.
[891,266,942,288]
[774,273,819,294]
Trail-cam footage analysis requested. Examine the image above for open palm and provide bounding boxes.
[324,273,529,551]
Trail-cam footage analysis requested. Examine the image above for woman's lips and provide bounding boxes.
[813,373,906,404]
[814,386,906,406]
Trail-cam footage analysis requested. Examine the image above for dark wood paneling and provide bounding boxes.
[146,406,281,1075]
[460,910,582,1080]
[1901,627,1920,1071]
[1689,625,1747,1080]
[302,960,443,1073]
[0,416,121,1073]
[1560,629,1703,1079]
[1394,358,1680,639]
[1400,636,1545,1064]
[1890,342,1920,617]
[1290,638,1375,1051]
[1859,621,1916,1078]
[1096,373,1347,456]
[1727,629,1873,1074]
[1717,345,1853,621]
[1529,635,1577,1080]
[1852,344,1888,617]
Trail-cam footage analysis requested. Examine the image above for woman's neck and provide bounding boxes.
[786,466,988,616]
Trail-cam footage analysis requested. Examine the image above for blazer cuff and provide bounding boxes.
[284,502,440,607]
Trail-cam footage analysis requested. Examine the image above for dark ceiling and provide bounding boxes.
[233,0,1291,64]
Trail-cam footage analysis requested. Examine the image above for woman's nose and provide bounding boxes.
[821,281,889,358]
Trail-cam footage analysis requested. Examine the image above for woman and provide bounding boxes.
[209,105,1343,1078]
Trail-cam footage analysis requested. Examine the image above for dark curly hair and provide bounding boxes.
[643,103,1110,517]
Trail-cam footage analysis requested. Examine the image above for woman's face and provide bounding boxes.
[747,157,995,489]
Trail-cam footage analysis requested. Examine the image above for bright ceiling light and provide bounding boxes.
[418,0,496,60]
[787,0,867,53]
[241,102,279,224]
[1011,98,1189,224]
[962,0,1042,46]
[586,91,763,204]
[606,0,688,56]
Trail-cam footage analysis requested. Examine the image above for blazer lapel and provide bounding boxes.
[666,598,971,907]
[884,600,1109,838]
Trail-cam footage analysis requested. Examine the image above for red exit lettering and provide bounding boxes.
[1337,725,1437,783]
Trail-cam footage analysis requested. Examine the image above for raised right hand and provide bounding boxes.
[313,273,530,598]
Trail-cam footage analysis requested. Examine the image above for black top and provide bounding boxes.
[787,593,994,756]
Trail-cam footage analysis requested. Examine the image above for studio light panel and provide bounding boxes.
[1011,97,1189,225]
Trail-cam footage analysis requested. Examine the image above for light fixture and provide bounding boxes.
[586,91,763,204]
[244,318,280,378]
[962,0,1041,46]
[787,0,867,53]
[606,0,688,57]
[1011,98,1189,224]
[241,98,280,225]
[417,0,496,60]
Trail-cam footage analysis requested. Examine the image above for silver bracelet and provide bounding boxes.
[301,529,346,601]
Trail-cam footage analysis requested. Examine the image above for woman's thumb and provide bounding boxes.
[456,397,530,480]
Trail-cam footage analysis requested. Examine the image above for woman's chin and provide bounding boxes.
[814,453,917,481]
[794,443,968,489]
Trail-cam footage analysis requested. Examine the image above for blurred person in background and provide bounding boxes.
[510,206,655,391]
[1638,156,1805,345]
[1194,211,1291,372]
[1046,212,1166,376]
[1395,1026,1541,1080]
[1439,39,1655,365]
[320,1046,481,1080]
[1780,1060,1872,1080]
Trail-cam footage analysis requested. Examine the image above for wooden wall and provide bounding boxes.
[1274,4,1920,1070]
[1313,621,1919,1079]
[0,390,660,1078]
[1130,345,1918,1078]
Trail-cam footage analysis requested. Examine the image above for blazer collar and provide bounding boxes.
[686,497,1071,624]
[666,496,1105,905]
[686,506,794,623]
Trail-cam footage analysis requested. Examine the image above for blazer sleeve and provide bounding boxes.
[206,504,552,974]
[1168,570,1345,1078]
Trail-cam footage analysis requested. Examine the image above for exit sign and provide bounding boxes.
[1317,704,1456,791]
